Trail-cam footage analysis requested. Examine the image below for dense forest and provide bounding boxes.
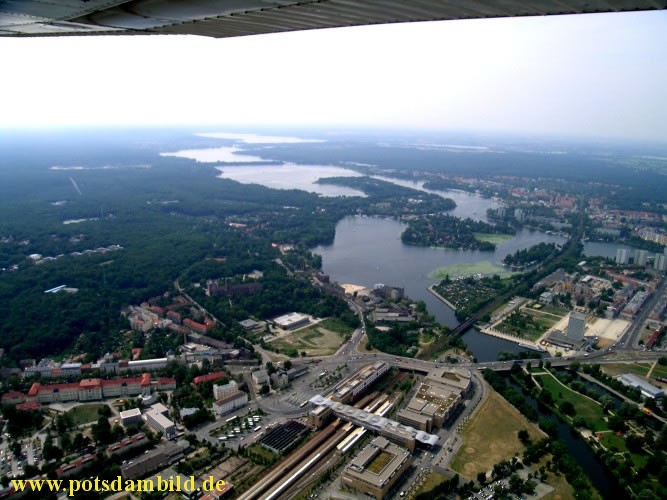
[315,176,456,215]
[503,242,559,267]
[402,214,513,250]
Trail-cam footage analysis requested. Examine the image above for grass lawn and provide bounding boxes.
[451,390,544,479]
[539,304,571,316]
[429,260,514,280]
[66,404,108,425]
[473,233,513,245]
[495,312,552,341]
[536,374,608,431]
[246,443,278,462]
[538,455,577,500]
[269,317,352,356]
[598,433,649,469]
[599,432,627,452]
[649,362,667,379]
[600,362,652,378]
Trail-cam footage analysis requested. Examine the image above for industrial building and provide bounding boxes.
[273,312,310,330]
[618,373,664,399]
[259,421,309,455]
[331,362,391,404]
[341,436,413,499]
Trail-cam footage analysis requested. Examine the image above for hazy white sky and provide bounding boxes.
[1,11,666,141]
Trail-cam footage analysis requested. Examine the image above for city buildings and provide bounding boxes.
[616,248,629,265]
[212,391,248,416]
[620,290,650,320]
[213,380,240,401]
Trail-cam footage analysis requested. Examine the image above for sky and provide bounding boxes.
[1,10,666,141]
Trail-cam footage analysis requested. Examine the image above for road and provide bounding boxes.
[621,276,666,348]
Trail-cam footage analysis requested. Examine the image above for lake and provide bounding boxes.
[313,215,567,361]
[216,164,366,197]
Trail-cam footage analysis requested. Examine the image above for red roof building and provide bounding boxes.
[193,372,226,385]
[16,401,40,412]
[184,318,212,334]
[2,391,26,405]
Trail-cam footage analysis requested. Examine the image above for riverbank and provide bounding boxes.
[427,284,457,311]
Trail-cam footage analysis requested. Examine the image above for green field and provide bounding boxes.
[66,404,108,426]
[650,363,667,379]
[495,310,555,341]
[601,362,652,378]
[473,233,514,244]
[536,374,608,431]
[599,433,649,469]
[429,260,514,280]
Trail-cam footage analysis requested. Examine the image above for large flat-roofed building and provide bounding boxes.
[119,408,142,426]
[145,409,176,439]
[332,362,391,404]
[424,367,472,396]
[341,436,412,500]
[620,291,650,320]
[273,312,310,330]
[258,421,309,455]
[618,373,664,399]
[396,367,469,433]
[120,440,190,480]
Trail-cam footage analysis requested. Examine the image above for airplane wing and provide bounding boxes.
[1,0,665,38]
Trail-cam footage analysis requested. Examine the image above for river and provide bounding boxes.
[505,377,624,498]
